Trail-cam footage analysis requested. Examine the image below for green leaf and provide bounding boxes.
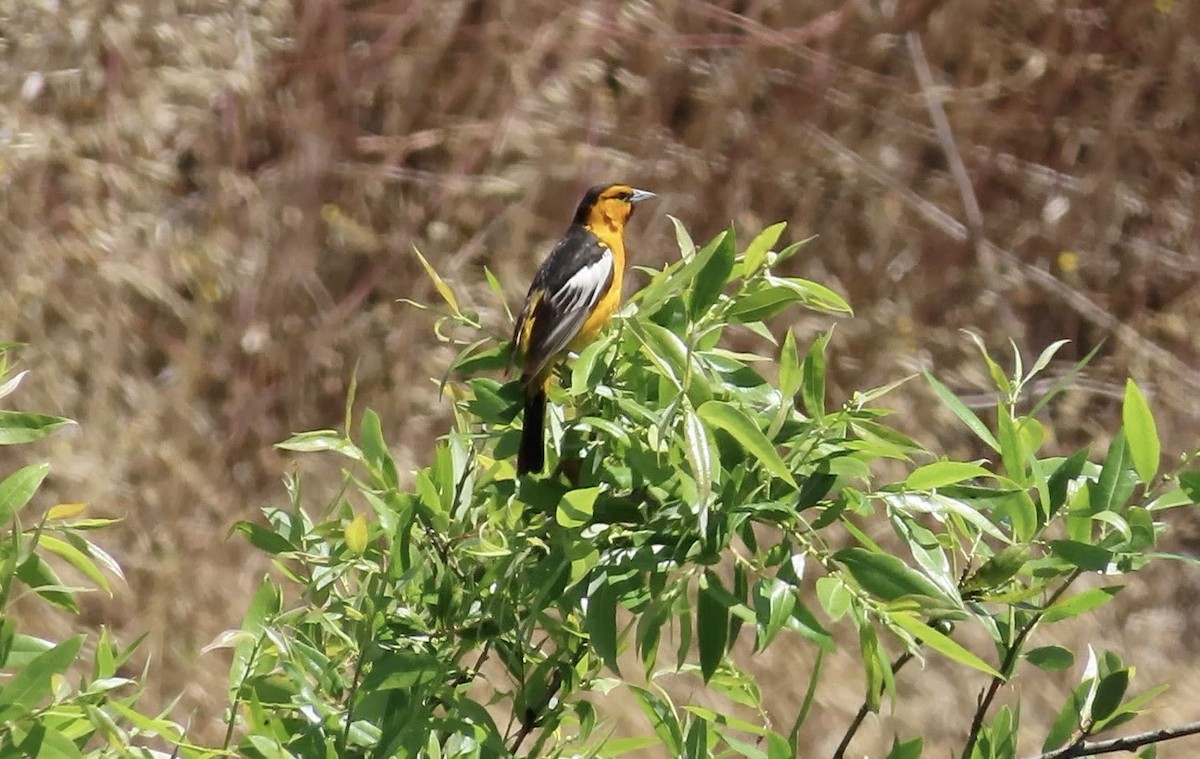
[682,406,715,516]
[0,370,29,401]
[884,736,923,759]
[274,430,362,459]
[1091,669,1130,721]
[635,228,728,314]
[231,520,295,556]
[585,577,620,675]
[1042,586,1122,623]
[631,686,683,754]
[905,461,991,490]
[1025,645,1074,671]
[833,547,953,605]
[697,572,729,683]
[753,578,796,650]
[1043,681,1089,751]
[801,331,830,421]
[923,373,1000,451]
[1049,540,1113,571]
[741,222,786,275]
[557,486,600,529]
[360,409,398,489]
[1027,339,1071,379]
[13,723,84,759]
[483,265,512,321]
[1045,448,1089,520]
[683,715,709,759]
[725,286,805,323]
[0,635,85,722]
[671,215,698,261]
[635,321,691,390]
[571,337,611,396]
[36,535,112,594]
[767,731,793,759]
[697,401,796,488]
[1122,380,1160,483]
[0,411,75,445]
[815,576,851,620]
[767,275,853,315]
[0,462,49,525]
[965,331,1012,395]
[1090,430,1129,513]
[689,225,736,320]
[891,613,1002,678]
[859,621,884,713]
[778,330,801,400]
[964,545,1030,593]
[16,554,79,613]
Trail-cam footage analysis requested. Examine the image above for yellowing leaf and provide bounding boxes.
[412,247,461,316]
[46,502,87,521]
[344,514,369,555]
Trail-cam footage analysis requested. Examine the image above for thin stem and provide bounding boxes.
[222,634,265,751]
[831,651,915,759]
[338,643,367,757]
[962,569,1083,758]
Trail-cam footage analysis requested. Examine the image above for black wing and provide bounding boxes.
[514,225,614,383]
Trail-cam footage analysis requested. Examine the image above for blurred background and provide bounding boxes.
[2,0,1198,754]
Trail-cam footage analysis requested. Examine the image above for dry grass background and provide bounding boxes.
[2,0,1199,754]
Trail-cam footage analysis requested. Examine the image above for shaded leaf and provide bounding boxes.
[0,462,49,525]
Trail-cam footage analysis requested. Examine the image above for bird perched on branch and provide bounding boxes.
[510,183,656,474]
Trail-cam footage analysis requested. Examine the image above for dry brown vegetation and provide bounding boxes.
[2,0,1198,754]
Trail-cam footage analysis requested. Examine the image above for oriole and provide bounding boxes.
[510,183,656,474]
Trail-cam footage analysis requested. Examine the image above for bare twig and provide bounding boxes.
[1025,720,1200,759]
[831,651,916,759]
[905,30,991,274]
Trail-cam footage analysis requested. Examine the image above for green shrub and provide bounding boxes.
[5,218,1197,758]
[214,221,1199,758]
[0,345,188,757]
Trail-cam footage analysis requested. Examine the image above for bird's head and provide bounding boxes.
[574,183,656,230]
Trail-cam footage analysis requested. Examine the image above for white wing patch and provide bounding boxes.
[549,250,613,314]
[523,249,614,381]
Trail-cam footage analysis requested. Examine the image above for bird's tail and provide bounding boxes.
[518,387,547,474]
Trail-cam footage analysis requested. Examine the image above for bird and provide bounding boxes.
[510,183,657,474]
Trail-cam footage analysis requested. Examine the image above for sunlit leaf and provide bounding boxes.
[890,613,1002,677]
[741,221,786,276]
[0,411,75,445]
[411,246,461,315]
[1122,379,1160,483]
[689,225,736,320]
[905,461,992,490]
[697,401,796,488]
[557,486,600,528]
[344,514,369,555]
[1043,586,1122,623]
[0,462,49,525]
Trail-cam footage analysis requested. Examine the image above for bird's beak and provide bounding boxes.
[629,188,657,204]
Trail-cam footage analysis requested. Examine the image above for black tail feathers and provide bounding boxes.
[517,389,547,474]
